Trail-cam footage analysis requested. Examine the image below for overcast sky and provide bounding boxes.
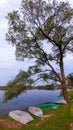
[0,0,73,86]
[0,0,34,86]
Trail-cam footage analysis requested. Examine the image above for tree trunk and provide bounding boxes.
[60,66,70,103]
[61,82,70,103]
[59,46,70,103]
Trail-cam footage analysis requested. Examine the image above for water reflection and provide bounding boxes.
[0,89,61,116]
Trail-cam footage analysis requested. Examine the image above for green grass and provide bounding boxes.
[0,89,73,130]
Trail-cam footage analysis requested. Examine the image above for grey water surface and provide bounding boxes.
[0,89,61,116]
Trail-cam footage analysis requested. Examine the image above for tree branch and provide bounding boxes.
[30,31,62,83]
[63,37,73,52]
[39,27,59,46]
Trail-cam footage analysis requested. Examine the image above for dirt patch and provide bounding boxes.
[41,114,53,120]
[42,114,53,119]
[0,119,22,128]
[35,114,53,127]
[70,122,73,130]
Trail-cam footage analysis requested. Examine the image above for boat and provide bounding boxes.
[52,99,67,104]
[52,97,64,100]
[52,97,67,104]
[38,103,60,109]
[9,110,34,124]
[28,106,43,117]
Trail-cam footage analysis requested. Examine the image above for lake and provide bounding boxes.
[0,89,61,116]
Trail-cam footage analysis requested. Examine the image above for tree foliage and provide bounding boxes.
[67,73,73,87]
[4,70,35,101]
[6,0,73,102]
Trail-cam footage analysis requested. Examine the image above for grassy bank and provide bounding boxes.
[0,90,73,130]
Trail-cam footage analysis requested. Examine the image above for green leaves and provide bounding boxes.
[6,0,73,61]
[4,70,34,101]
[67,73,73,87]
[7,11,18,21]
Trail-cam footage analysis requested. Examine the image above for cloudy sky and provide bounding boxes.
[0,0,34,86]
[0,0,73,86]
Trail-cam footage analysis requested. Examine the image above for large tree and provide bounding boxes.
[6,0,73,102]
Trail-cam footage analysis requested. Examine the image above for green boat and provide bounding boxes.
[38,103,60,109]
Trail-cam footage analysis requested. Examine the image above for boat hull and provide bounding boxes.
[28,106,43,117]
[9,110,34,124]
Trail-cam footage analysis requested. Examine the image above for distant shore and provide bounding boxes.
[0,86,6,90]
[0,84,71,91]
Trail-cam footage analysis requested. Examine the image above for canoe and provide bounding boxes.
[9,110,34,124]
[52,97,67,104]
[38,103,60,109]
[28,106,43,117]
[52,99,67,104]
[53,97,64,100]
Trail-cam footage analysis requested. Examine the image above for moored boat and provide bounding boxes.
[38,103,60,109]
[9,110,34,124]
[28,106,43,117]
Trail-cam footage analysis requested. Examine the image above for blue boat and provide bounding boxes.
[53,97,64,100]
[51,97,67,104]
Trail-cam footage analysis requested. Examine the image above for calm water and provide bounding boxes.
[0,89,61,116]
